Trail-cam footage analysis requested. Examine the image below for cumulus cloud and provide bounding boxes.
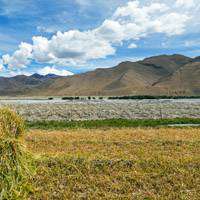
[32,36,53,63]
[2,42,32,69]
[154,13,190,36]
[111,1,190,37]
[0,0,196,71]
[49,30,115,62]
[30,30,115,67]
[38,66,74,76]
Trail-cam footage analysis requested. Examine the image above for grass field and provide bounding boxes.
[25,127,200,200]
[26,118,200,130]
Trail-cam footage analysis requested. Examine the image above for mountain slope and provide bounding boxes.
[28,54,199,96]
[153,61,200,95]
[28,61,172,96]
[0,54,199,96]
[139,54,193,74]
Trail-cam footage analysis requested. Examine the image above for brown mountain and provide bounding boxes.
[0,54,199,96]
[152,61,200,95]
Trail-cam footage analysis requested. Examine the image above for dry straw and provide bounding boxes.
[0,108,33,200]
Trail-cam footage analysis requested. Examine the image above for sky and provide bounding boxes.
[0,0,200,77]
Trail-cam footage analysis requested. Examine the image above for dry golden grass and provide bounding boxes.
[26,128,200,159]
[25,128,200,200]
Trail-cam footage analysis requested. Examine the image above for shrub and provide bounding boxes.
[62,97,74,100]
[62,96,80,100]
[0,108,33,200]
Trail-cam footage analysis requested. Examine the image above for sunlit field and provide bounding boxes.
[26,127,200,200]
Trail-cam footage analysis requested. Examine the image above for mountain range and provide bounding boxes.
[0,54,199,96]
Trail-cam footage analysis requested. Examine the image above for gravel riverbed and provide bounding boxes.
[0,99,200,121]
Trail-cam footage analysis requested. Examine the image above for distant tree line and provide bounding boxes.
[61,96,104,100]
[50,95,200,101]
[62,97,80,100]
[108,95,200,100]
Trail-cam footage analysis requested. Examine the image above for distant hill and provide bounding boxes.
[0,73,59,96]
[0,54,199,96]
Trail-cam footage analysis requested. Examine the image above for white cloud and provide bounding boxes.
[154,13,190,36]
[49,30,115,63]
[176,0,195,8]
[7,70,32,77]
[113,1,168,19]
[0,0,197,72]
[38,66,74,76]
[29,30,115,67]
[2,42,32,69]
[32,36,53,63]
[94,20,125,43]
[0,59,4,71]
[112,1,190,37]
[128,43,137,49]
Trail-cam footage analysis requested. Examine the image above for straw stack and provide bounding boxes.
[0,108,33,200]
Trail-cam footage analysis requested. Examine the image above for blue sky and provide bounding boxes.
[0,0,199,76]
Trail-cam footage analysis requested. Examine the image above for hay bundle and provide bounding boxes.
[0,108,33,200]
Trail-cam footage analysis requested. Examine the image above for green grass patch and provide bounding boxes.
[26,118,200,130]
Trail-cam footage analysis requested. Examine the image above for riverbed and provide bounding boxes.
[0,99,199,121]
